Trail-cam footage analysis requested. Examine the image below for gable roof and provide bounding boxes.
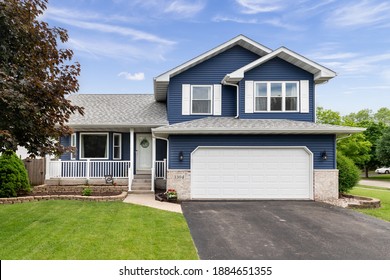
[67,94,168,129]
[154,35,272,101]
[223,47,336,84]
[152,117,364,136]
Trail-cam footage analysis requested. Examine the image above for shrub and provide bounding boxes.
[82,187,92,196]
[337,152,360,193]
[0,151,30,197]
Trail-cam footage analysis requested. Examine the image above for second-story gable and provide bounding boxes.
[239,57,315,122]
[154,35,336,125]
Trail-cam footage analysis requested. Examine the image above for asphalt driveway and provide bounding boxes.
[182,201,390,260]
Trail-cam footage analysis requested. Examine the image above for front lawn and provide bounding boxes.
[0,200,198,260]
[348,185,390,222]
[361,172,390,181]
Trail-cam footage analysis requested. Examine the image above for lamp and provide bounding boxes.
[321,151,328,160]
[179,151,184,162]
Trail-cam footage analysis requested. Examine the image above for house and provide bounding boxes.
[45,35,364,201]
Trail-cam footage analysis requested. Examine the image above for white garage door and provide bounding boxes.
[191,147,313,199]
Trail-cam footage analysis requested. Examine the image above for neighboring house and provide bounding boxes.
[45,35,363,201]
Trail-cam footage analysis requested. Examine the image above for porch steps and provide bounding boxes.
[129,174,152,193]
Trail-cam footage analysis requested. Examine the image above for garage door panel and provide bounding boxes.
[191,147,312,199]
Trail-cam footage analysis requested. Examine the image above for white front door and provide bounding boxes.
[136,134,152,174]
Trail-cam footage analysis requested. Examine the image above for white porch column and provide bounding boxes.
[151,135,156,191]
[129,128,134,191]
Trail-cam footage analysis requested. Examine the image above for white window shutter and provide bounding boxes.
[182,84,190,115]
[213,84,222,116]
[300,80,309,113]
[245,80,254,113]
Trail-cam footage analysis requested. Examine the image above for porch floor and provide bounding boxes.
[123,193,182,213]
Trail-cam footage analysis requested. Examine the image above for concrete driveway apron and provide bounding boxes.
[182,200,390,260]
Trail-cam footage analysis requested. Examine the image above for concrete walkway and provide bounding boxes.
[359,179,390,189]
[123,193,182,213]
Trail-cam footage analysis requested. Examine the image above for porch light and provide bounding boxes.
[179,151,184,162]
[321,151,328,160]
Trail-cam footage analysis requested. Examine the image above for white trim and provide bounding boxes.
[79,132,109,160]
[190,146,313,200]
[113,133,122,160]
[224,47,336,84]
[190,85,213,115]
[253,81,300,113]
[244,80,254,113]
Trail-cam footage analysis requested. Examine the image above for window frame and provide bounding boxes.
[190,85,213,115]
[254,81,300,113]
[113,133,122,160]
[79,132,109,160]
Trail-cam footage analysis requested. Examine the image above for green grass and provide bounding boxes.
[348,185,390,222]
[0,200,198,260]
[361,171,390,181]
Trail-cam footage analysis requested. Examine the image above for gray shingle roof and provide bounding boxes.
[152,117,365,135]
[67,94,168,127]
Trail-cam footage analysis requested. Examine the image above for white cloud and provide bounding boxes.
[118,72,145,81]
[212,15,302,31]
[164,0,205,17]
[235,0,284,14]
[328,0,390,28]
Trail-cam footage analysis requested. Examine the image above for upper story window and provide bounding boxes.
[191,85,213,115]
[254,81,299,112]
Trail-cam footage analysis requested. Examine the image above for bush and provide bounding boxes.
[82,187,92,196]
[337,152,360,193]
[0,151,30,197]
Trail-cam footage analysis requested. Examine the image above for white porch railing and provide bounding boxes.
[155,159,167,179]
[48,160,131,179]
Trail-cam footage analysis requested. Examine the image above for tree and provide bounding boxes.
[377,127,390,167]
[0,0,83,157]
[343,109,373,125]
[361,121,387,177]
[374,107,390,126]
[337,133,371,168]
[316,107,342,125]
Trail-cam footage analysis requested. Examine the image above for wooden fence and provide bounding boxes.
[23,158,45,186]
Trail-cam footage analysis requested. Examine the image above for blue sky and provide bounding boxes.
[42,0,390,115]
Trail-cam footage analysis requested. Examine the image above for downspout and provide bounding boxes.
[222,79,240,119]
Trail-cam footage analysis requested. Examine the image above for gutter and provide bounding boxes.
[222,79,239,118]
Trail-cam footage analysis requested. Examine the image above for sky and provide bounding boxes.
[41,0,390,115]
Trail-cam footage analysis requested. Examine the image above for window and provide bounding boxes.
[254,81,299,112]
[70,133,76,160]
[191,85,212,114]
[80,133,109,159]
[113,133,121,160]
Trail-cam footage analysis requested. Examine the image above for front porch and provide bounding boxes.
[45,159,167,190]
[46,128,167,191]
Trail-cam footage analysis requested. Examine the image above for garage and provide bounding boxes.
[191,146,313,199]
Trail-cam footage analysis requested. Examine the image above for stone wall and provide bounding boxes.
[166,170,191,200]
[313,169,339,201]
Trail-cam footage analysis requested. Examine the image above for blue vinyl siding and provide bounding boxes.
[169,134,335,170]
[240,57,315,121]
[168,45,260,124]
[60,132,132,161]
